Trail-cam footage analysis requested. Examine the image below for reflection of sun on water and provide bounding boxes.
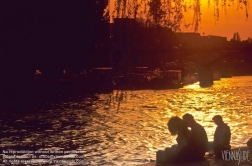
[183,81,201,89]
[83,76,252,165]
[181,78,252,145]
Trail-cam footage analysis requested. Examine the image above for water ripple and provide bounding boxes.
[1,76,252,165]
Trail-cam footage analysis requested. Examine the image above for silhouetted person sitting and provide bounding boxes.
[182,113,208,160]
[167,116,192,160]
[156,116,192,163]
[212,115,231,158]
[247,138,252,147]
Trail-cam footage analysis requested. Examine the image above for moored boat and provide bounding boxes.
[147,70,184,89]
[89,67,115,93]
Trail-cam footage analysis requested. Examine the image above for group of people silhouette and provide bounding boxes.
[157,113,231,163]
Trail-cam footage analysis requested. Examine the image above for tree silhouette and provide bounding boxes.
[232,32,241,42]
[148,0,165,26]
[110,0,249,32]
[247,37,252,43]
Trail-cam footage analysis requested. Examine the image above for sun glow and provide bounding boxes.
[109,0,252,40]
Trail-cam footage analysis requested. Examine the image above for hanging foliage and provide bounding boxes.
[109,0,249,32]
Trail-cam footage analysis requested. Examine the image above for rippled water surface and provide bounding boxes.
[1,76,252,166]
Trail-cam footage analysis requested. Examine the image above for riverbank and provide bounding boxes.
[138,146,252,166]
[2,76,252,165]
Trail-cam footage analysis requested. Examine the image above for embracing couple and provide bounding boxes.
[157,113,231,163]
[163,113,208,163]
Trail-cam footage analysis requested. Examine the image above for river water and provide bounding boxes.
[1,76,252,166]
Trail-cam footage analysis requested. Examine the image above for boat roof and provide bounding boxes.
[164,70,182,72]
[134,67,148,69]
[92,67,113,70]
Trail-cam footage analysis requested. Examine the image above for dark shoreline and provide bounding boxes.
[2,74,252,112]
[138,146,252,166]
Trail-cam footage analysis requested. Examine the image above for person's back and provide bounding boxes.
[214,123,231,145]
[182,113,208,160]
[212,115,231,158]
[190,122,209,157]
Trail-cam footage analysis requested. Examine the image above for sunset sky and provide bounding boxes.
[184,0,252,40]
[109,0,252,40]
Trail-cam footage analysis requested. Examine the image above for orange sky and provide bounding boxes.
[183,0,252,40]
[109,0,252,40]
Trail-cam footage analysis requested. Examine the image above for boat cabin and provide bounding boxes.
[162,70,182,80]
[133,67,148,73]
[92,67,113,74]
[91,67,113,80]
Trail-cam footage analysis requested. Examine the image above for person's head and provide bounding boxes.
[212,115,223,125]
[182,113,195,127]
[167,116,183,135]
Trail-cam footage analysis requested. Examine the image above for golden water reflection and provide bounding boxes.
[1,77,252,166]
[85,76,252,165]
